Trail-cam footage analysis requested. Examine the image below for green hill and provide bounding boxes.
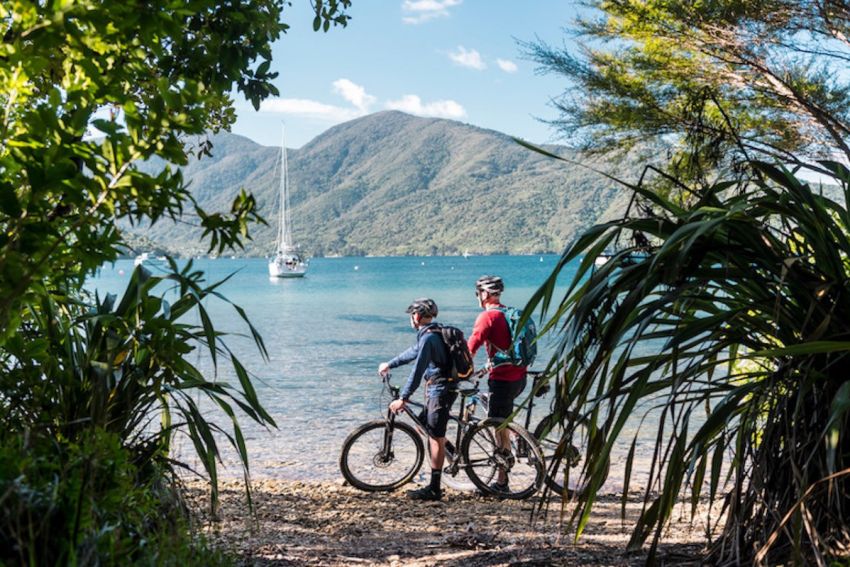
[127,111,631,257]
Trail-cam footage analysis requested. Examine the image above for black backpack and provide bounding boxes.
[429,324,474,381]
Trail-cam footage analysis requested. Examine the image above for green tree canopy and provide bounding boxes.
[524,1,850,177]
[0,0,350,342]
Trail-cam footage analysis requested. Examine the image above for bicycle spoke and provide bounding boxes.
[462,418,544,499]
[534,412,604,497]
[436,416,478,492]
[340,421,424,491]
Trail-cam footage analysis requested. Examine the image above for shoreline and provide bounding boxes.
[188,479,717,566]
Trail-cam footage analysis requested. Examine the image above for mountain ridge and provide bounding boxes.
[127,111,631,257]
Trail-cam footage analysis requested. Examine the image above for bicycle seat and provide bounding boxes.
[451,380,478,396]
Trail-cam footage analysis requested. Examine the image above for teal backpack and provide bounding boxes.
[490,307,537,368]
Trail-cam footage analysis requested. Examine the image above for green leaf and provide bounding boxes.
[0,184,22,217]
[826,382,850,473]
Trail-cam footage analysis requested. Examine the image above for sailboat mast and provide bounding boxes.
[282,126,294,250]
[275,125,292,253]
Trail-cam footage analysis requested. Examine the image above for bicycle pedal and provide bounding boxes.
[494,449,515,469]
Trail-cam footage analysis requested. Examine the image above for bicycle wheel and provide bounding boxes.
[436,415,478,492]
[340,420,425,491]
[461,417,545,500]
[534,412,609,497]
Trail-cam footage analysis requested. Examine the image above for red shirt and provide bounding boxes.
[467,305,526,382]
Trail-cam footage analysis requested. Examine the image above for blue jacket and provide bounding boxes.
[387,322,450,401]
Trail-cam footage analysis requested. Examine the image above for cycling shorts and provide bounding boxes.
[416,389,458,438]
[487,376,527,419]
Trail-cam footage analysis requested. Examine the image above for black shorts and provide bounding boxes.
[487,376,527,419]
[416,389,458,438]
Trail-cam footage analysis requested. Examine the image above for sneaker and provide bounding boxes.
[477,480,509,498]
[407,485,442,501]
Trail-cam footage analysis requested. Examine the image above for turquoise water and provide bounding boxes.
[90,255,584,481]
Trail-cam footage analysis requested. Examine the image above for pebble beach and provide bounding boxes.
[187,479,720,566]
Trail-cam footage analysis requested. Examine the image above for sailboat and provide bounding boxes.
[268,126,308,278]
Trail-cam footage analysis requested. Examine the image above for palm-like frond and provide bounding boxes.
[0,259,274,513]
[530,160,850,564]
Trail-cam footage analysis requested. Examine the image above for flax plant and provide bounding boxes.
[528,159,850,564]
[1,260,274,513]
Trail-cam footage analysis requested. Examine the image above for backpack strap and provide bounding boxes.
[487,306,515,367]
[424,324,452,381]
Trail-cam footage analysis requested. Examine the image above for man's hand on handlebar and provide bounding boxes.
[378,362,390,377]
[389,399,406,414]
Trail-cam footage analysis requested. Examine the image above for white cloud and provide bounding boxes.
[261,80,465,124]
[496,59,518,73]
[385,95,466,119]
[260,79,375,122]
[402,0,461,24]
[332,78,376,113]
[448,46,486,70]
[259,98,361,122]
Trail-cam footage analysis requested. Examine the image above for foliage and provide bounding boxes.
[0,261,274,563]
[0,0,353,562]
[522,0,850,180]
[0,429,230,566]
[0,0,352,345]
[2,262,275,505]
[527,157,850,564]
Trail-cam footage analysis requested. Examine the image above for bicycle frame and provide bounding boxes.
[379,373,483,474]
[339,371,546,498]
[522,370,544,431]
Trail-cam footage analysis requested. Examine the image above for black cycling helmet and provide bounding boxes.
[475,275,504,295]
[405,297,438,318]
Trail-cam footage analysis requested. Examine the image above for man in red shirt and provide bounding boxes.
[467,275,527,493]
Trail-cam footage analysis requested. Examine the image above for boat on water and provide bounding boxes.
[593,254,611,268]
[268,126,308,278]
[593,250,650,270]
[134,252,166,268]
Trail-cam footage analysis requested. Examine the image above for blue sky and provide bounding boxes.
[231,1,583,148]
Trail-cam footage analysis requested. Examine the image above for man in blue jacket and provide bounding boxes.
[378,298,456,501]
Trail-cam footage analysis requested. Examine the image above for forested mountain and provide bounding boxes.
[127,111,632,257]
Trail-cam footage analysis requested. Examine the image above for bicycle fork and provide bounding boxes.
[379,413,398,464]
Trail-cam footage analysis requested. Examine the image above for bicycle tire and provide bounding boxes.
[340,420,424,492]
[461,417,545,500]
[534,412,609,497]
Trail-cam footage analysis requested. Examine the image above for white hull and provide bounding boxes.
[268,255,308,278]
[134,252,166,268]
[593,254,610,267]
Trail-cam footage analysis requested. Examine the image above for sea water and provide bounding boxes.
[89,255,655,490]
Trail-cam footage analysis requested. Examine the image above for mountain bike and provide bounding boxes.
[339,372,546,500]
[524,370,609,497]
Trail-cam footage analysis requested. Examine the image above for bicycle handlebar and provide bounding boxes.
[378,371,400,397]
